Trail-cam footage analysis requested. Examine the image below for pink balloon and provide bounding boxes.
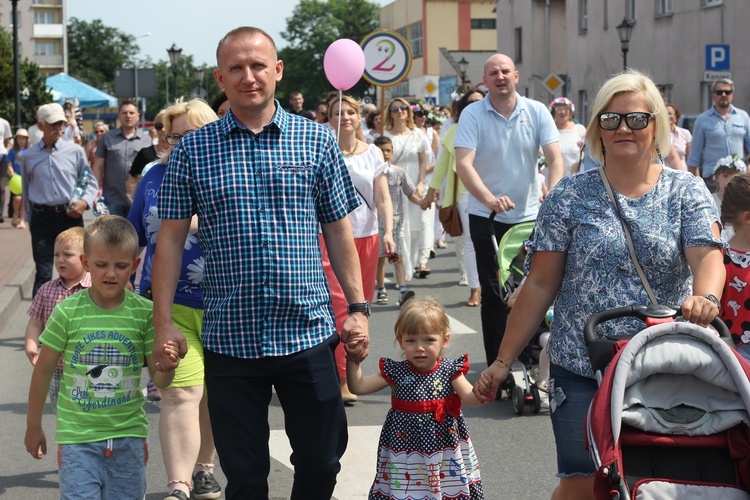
[324,39,365,91]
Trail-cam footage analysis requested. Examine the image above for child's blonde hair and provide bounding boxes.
[55,226,84,248]
[721,173,750,227]
[84,215,140,260]
[394,297,451,342]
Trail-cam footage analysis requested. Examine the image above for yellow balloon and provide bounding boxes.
[9,174,22,195]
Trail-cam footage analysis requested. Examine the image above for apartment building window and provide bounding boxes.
[657,84,673,103]
[578,0,588,33]
[35,41,58,56]
[514,27,522,63]
[409,22,423,58]
[701,0,723,7]
[471,19,496,29]
[34,11,56,24]
[626,0,636,20]
[655,0,673,16]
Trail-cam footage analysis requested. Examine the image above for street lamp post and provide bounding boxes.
[458,57,469,86]
[167,44,183,101]
[616,18,635,71]
[11,0,21,130]
[193,67,205,99]
[133,33,151,125]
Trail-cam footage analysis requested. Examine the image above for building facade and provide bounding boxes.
[497,0,749,126]
[379,0,497,105]
[0,0,67,76]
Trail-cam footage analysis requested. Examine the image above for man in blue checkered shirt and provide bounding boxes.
[151,27,369,500]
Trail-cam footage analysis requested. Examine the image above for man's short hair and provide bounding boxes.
[712,78,734,92]
[289,91,303,99]
[216,27,277,63]
[84,215,140,260]
[55,227,84,248]
[119,100,138,112]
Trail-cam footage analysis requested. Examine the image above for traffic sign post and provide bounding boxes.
[361,30,413,136]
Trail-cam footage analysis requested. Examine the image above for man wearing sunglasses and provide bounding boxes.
[126,110,171,202]
[454,53,563,370]
[688,78,750,186]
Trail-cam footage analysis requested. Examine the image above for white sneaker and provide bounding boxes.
[457,275,468,286]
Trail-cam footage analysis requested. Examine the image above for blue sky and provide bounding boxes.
[67,0,392,68]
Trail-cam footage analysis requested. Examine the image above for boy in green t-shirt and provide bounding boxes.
[25,215,179,499]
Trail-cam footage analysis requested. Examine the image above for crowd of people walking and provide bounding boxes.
[7,21,750,500]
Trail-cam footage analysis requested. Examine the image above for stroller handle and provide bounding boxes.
[583,304,730,347]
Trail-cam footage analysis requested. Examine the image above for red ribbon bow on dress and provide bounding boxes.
[434,394,462,422]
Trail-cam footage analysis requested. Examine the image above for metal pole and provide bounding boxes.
[173,68,179,101]
[623,49,628,72]
[165,69,170,106]
[134,62,140,123]
[11,0,21,130]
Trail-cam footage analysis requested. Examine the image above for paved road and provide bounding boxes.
[0,239,559,499]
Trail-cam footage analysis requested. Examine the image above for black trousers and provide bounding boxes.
[204,333,347,500]
[469,214,518,367]
[30,206,84,296]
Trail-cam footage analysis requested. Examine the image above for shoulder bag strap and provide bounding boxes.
[598,167,659,305]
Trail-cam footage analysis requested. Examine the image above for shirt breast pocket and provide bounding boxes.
[268,163,316,196]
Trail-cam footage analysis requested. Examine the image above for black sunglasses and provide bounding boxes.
[154,122,164,130]
[714,90,733,96]
[598,112,654,131]
[390,104,409,113]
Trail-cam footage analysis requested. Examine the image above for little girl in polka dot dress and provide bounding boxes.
[347,297,484,499]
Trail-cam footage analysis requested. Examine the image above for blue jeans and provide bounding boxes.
[105,202,130,218]
[58,437,147,499]
[204,333,347,500]
[548,364,598,477]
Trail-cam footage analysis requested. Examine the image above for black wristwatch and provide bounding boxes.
[702,294,721,310]
[347,301,371,317]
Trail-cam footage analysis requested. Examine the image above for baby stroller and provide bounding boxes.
[584,304,750,499]
[489,213,543,414]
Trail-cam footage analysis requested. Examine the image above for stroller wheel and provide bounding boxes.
[511,386,525,416]
[531,385,542,414]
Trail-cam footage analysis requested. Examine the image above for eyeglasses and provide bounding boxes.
[714,90,733,96]
[154,122,164,130]
[390,104,409,113]
[166,132,193,145]
[94,130,105,135]
[598,112,654,131]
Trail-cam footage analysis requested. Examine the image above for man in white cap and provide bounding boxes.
[21,102,98,296]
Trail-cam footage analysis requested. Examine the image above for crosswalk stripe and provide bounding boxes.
[446,314,477,334]
[270,425,382,499]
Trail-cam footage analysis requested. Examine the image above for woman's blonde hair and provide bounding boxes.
[394,297,450,343]
[159,98,219,163]
[585,69,670,164]
[384,98,415,131]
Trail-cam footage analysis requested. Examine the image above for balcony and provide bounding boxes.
[33,23,64,38]
[35,54,64,68]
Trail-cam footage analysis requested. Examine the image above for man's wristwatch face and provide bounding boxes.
[347,301,371,317]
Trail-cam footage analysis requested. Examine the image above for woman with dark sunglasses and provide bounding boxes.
[474,70,724,500]
[384,98,430,278]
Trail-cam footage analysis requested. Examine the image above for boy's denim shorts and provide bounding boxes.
[58,437,148,500]
[548,364,598,477]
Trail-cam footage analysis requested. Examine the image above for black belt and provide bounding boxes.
[31,203,69,213]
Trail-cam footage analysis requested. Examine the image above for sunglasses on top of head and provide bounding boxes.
[598,112,654,131]
[154,122,164,130]
[714,90,733,96]
[390,104,409,113]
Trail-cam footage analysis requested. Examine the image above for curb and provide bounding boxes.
[0,257,35,328]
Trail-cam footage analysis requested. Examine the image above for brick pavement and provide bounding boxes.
[0,185,38,326]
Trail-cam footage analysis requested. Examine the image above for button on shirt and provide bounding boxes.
[159,103,360,359]
[454,94,560,223]
[687,105,750,177]
[95,128,152,205]
[21,139,98,217]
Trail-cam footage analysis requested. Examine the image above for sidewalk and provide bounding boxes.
[0,186,36,327]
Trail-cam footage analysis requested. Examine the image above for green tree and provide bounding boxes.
[278,0,380,108]
[143,57,221,121]
[0,27,52,128]
[67,18,138,90]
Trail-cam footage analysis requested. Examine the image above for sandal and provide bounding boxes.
[416,267,431,278]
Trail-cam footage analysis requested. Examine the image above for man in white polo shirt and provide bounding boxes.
[455,53,563,371]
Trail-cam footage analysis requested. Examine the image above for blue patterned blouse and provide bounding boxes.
[530,167,723,378]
